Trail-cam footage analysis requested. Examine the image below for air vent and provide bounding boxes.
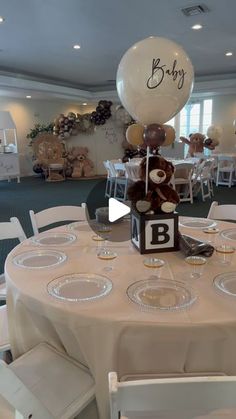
[181,4,210,16]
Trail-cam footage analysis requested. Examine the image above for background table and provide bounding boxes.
[5,218,236,419]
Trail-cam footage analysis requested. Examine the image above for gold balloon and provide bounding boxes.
[126,123,144,146]
[162,125,176,146]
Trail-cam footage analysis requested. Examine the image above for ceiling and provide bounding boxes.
[0,0,235,92]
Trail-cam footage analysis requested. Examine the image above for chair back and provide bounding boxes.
[207,201,236,221]
[109,371,236,419]
[106,161,117,178]
[199,158,215,178]
[174,162,194,180]
[103,161,113,178]
[0,217,26,242]
[125,162,141,182]
[218,156,235,168]
[29,204,87,235]
[109,161,126,178]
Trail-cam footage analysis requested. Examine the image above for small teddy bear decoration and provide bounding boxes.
[66,146,94,178]
[128,155,180,214]
[180,133,218,157]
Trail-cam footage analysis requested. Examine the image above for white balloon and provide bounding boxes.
[115,106,132,125]
[116,36,194,125]
[207,125,223,141]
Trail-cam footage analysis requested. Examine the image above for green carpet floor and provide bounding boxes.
[0,176,235,273]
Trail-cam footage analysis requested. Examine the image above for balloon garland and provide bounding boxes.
[53,100,113,139]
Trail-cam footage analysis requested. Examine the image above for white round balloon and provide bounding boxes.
[116,36,194,125]
[207,125,223,141]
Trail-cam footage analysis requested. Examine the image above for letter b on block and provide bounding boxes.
[150,223,170,245]
[145,218,175,251]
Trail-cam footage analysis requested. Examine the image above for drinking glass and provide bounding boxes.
[185,256,206,279]
[96,224,112,248]
[203,227,219,245]
[97,247,117,272]
[143,257,165,279]
[215,245,235,265]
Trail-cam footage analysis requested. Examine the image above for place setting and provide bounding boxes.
[124,255,198,312]
[126,277,198,312]
[179,218,217,230]
[12,249,67,269]
[30,231,77,246]
[47,272,113,303]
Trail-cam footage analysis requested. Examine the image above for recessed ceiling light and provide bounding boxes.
[82,102,87,105]
[26,95,31,99]
[73,44,81,50]
[225,51,233,56]
[191,24,203,30]
[0,16,5,23]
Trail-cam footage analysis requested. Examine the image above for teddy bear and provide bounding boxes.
[128,155,180,214]
[67,146,94,178]
[180,133,217,157]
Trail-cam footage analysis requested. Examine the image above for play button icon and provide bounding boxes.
[109,198,130,222]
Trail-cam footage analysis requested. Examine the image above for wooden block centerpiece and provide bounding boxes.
[131,209,179,254]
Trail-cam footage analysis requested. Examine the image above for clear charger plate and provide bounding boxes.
[13,250,67,269]
[31,232,76,246]
[127,279,197,311]
[214,272,236,297]
[220,229,236,242]
[47,273,113,302]
[179,218,217,229]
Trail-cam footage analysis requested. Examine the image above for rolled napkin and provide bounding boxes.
[178,233,214,257]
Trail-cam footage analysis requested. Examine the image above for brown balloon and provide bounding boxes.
[162,125,176,146]
[143,124,166,147]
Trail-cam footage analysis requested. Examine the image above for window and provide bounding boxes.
[169,98,212,139]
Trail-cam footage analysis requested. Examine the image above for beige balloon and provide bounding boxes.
[126,123,144,146]
[162,125,176,146]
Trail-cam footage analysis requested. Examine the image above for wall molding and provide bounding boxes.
[0,73,236,102]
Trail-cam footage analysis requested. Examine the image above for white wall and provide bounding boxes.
[0,97,123,176]
[0,93,235,177]
[212,94,236,152]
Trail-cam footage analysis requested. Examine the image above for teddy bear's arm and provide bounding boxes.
[158,184,180,204]
[180,136,190,145]
[128,180,146,202]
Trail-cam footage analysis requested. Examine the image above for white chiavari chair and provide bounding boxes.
[0,343,95,419]
[29,204,87,235]
[103,160,115,198]
[109,160,128,202]
[172,162,195,204]
[216,156,235,188]
[0,217,26,301]
[207,201,236,221]
[109,371,236,419]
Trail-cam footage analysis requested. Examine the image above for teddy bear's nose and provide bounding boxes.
[149,169,166,184]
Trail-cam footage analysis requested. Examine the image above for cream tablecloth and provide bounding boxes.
[5,218,236,419]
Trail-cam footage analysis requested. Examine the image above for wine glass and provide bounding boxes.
[203,227,219,245]
[97,247,117,272]
[185,256,206,279]
[143,257,165,279]
[215,244,235,265]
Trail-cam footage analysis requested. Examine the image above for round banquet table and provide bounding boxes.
[5,217,236,419]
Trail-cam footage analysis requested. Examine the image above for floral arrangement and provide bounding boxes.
[27,100,115,142]
[26,123,54,144]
